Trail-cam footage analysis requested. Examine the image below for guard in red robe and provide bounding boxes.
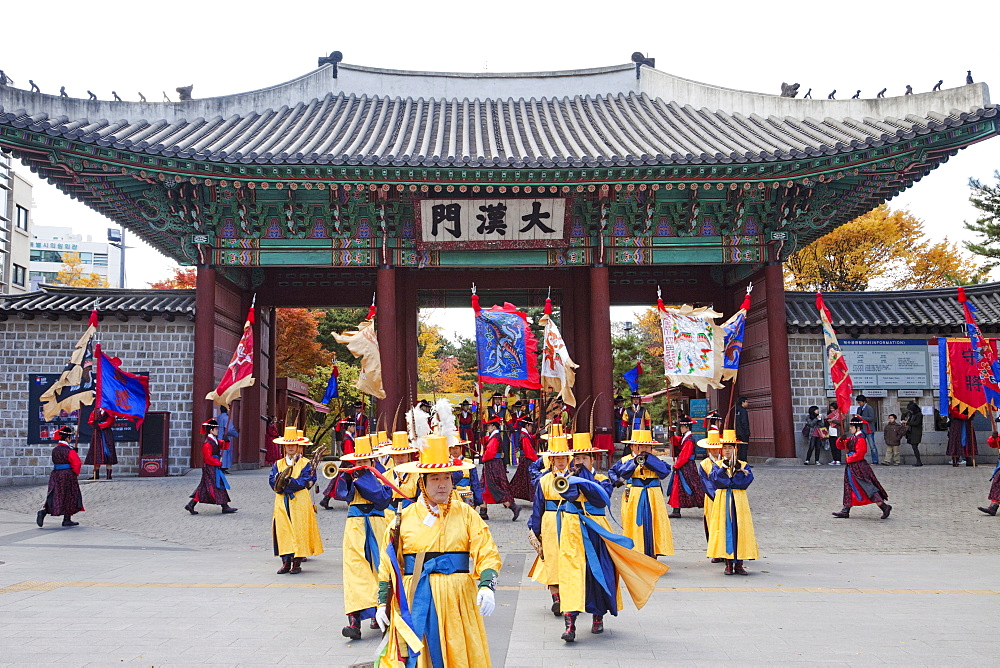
[509,420,540,501]
[458,399,476,447]
[479,417,520,521]
[978,432,1000,515]
[833,416,891,519]
[353,401,370,437]
[666,416,705,517]
[507,400,530,466]
[84,407,118,480]
[320,419,356,509]
[36,425,84,527]
[185,418,238,515]
[487,394,509,462]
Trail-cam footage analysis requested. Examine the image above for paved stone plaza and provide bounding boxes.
[1,463,998,666]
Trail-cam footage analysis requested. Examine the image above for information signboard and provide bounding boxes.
[827,339,931,389]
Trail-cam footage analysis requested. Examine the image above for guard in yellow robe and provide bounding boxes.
[702,430,759,575]
[529,429,669,642]
[336,435,393,640]
[380,431,420,518]
[375,435,502,667]
[269,428,324,574]
[609,429,674,558]
[698,429,721,559]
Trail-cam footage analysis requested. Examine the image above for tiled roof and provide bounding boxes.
[785,283,1000,334]
[1,62,995,168]
[0,285,195,320]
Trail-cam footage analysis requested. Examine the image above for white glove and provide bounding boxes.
[375,605,390,631]
[476,587,495,616]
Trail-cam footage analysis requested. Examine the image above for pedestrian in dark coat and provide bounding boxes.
[734,396,751,462]
[36,426,84,527]
[903,401,923,466]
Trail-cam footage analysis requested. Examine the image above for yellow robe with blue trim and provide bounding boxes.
[699,456,716,522]
[528,472,591,613]
[271,457,324,558]
[343,483,390,615]
[377,498,501,667]
[619,454,674,557]
[704,460,760,560]
[385,466,420,523]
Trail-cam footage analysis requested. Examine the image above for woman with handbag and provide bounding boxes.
[803,406,826,465]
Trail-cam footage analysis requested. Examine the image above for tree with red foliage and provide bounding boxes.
[276,308,332,378]
[148,267,197,289]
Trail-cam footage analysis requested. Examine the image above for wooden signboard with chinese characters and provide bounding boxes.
[418,198,567,248]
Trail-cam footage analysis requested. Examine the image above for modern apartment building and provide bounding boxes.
[29,225,121,289]
[0,151,33,294]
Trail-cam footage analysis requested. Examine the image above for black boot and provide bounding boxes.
[221,505,238,514]
[832,507,850,518]
[342,613,362,640]
[105,468,112,480]
[880,503,892,519]
[978,504,999,516]
[62,515,79,527]
[509,502,520,521]
[319,496,331,510]
[92,469,100,481]
[479,507,490,521]
[911,446,922,466]
[734,560,749,576]
[669,508,681,518]
[184,500,199,515]
[561,612,578,642]
[591,614,604,634]
[724,560,734,575]
[277,556,292,574]
[289,557,303,574]
[550,591,561,616]
[36,508,46,528]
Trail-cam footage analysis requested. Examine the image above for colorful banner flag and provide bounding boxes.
[321,362,340,403]
[206,305,256,408]
[816,293,854,414]
[40,309,98,420]
[333,317,385,399]
[659,297,724,392]
[958,287,1000,408]
[539,297,578,406]
[95,343,150,426]
[944,337,998,418]
[472,293,541,389]
[623,362,643,393]
[720,286,752,382]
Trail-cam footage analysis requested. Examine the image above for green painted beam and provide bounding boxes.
[436,250,549,267]
[652,247,724,264]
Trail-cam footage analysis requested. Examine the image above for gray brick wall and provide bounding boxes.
[0,319,194,485]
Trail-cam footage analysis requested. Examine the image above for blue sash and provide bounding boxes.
[630,478,659,556]
[406,552,474,668]
[630,477,661,488]
[349,504,385,570]
[53,463,71,470]
[722,488,737,556]
[214,467,231,490]
[403,552,470,575]
[845,467,863,502]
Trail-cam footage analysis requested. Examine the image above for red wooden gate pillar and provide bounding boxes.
[192,264,217,468]
[764,263,796,458]
[589,266,614,430]
[570,268,592,426]
[377,266,400,423]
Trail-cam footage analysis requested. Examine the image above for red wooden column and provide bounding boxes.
[192,264,217,468]
[589,266,614,430]
[571,268,593,425]
[402,271,420,408]
[764,262,796,458]
[376,266,400,423]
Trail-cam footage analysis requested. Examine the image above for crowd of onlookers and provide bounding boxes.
[802,395,923,466]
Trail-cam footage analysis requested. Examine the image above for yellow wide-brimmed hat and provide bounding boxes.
[394,435,475,474]
[697,429,723,449]
[374,430,392,447]
[720,429,745,445]
[540,429,572,457]
[296,429,313,446]
[273,426,307,445]
[624,429,660,445]
[341,434,380,461]
[379,430,419,456]
[540,422,570,440]
[568,432,600,455]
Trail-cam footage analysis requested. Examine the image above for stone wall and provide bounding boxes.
[0,318,194,485]
[787,333,988,464]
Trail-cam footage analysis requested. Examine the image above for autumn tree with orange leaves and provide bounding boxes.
[784,205,985,291]
[276,308,332,378]
[148,266,197,289]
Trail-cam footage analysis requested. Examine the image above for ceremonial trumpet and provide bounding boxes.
[634,452,649,468]
[320,460,341,480]
[553,474,571,493]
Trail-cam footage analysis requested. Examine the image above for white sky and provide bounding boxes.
[4,1,1000,338]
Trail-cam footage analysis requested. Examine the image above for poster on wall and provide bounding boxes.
[27,373,147,445]
[825,339,932,389]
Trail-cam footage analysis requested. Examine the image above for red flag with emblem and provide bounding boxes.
[816,293,854,414]
[206,304,256,408]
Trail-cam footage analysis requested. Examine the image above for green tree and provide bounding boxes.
[964,171,1000,269]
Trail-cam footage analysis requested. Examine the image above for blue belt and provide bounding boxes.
[584,503,606,516]
[348,504,385,518]
[545,500,584,512]
[631,478,659,556]
[349,504,385,570]
[52,463,71,470]
[631,477,661,487]
[402,552,470,575]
